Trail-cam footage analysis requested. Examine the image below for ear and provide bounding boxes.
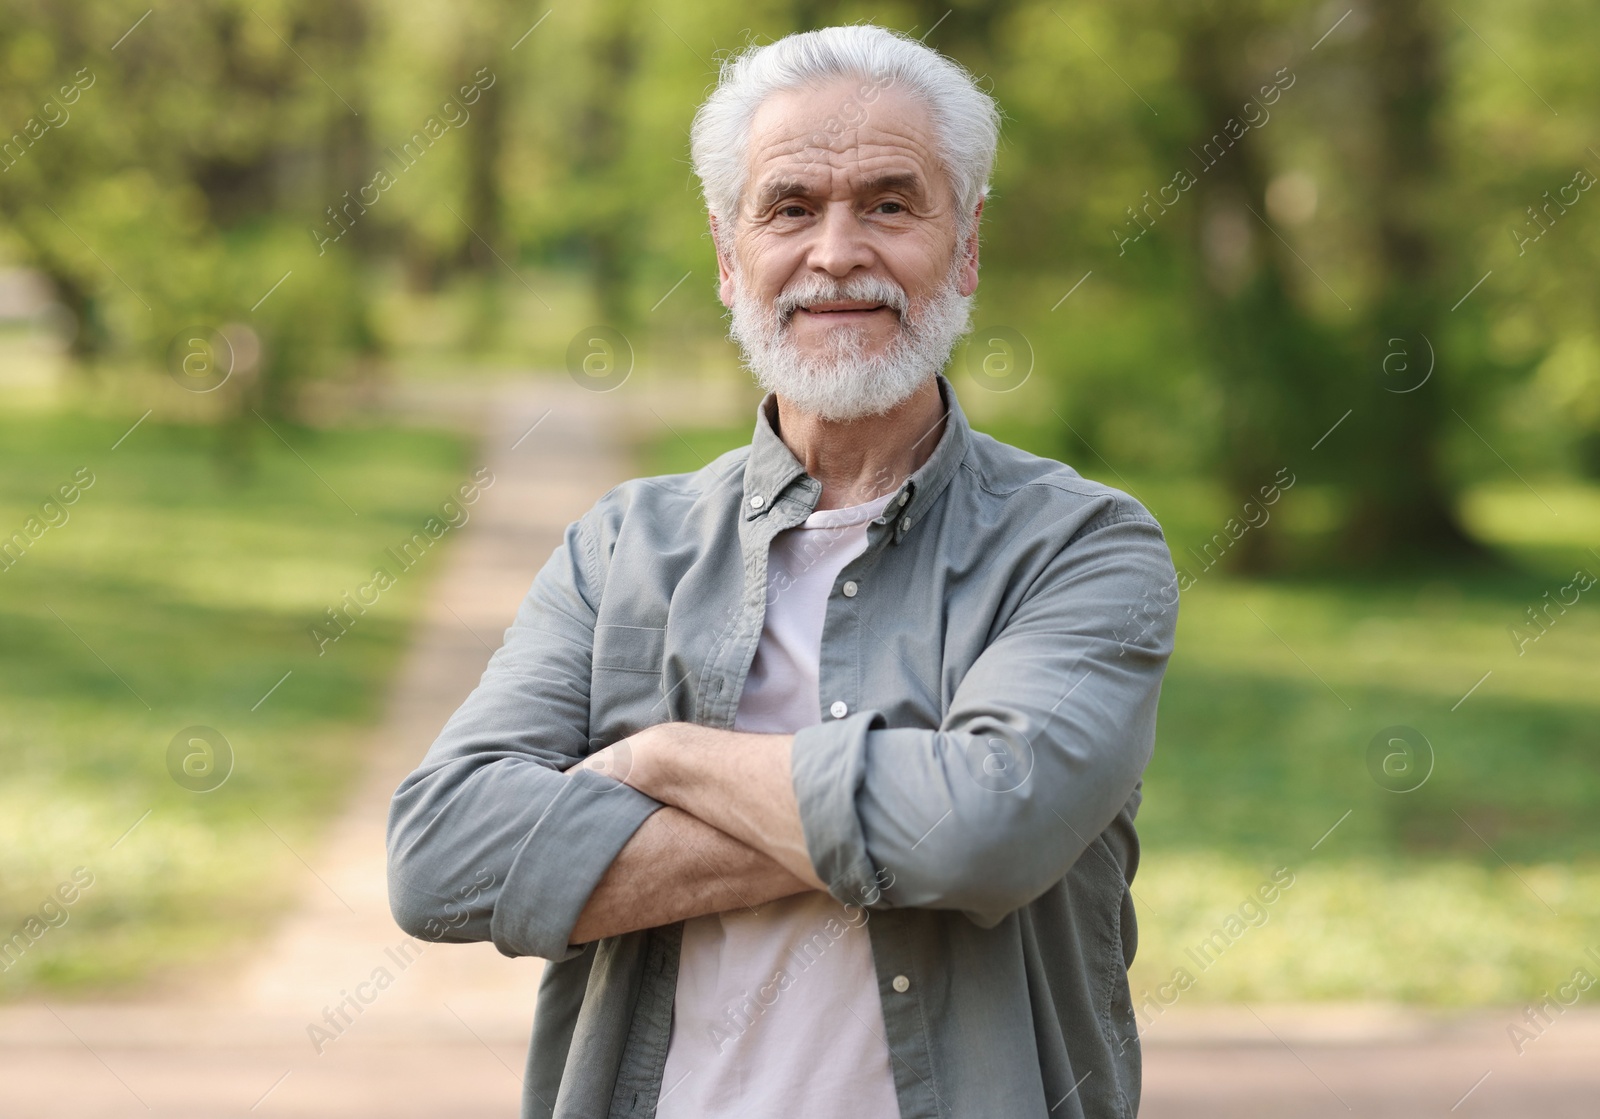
[957,198,983,298]
[711,214,735,308]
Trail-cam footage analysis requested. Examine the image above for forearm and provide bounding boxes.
[585,722,827,891]
[569,804,815,944]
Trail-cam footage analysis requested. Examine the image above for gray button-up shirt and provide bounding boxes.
[387,372,1179,1118]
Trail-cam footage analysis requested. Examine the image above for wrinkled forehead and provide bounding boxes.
[740,78,952,214]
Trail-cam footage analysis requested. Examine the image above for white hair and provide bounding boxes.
[689,24,1002,245]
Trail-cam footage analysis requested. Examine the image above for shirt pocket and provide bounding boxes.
[590,624,668,746]
[593,624,667,675]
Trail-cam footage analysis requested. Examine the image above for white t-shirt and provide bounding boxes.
[656,490,902,1119]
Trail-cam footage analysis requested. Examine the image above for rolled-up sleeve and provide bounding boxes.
[385,501,663,962]
[790,502,1178,928]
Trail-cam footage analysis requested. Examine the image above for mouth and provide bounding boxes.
[792,301,894,321]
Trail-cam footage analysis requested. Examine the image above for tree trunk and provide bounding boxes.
[1176,14,1330,574]
[573,0,640,329]
[1347,0,1486,564]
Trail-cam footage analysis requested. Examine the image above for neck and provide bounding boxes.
[773,376,947,510]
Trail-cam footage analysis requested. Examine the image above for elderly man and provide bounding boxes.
[387,23,1177,1119]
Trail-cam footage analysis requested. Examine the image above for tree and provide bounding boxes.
[1342,0,1484,562]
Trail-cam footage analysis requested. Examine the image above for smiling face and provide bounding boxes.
[714,78,982,420]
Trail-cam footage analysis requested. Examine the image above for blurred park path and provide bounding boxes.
[1139,1002,1600,1118]
[0,374,654,1117]
[1,372,1596,1118]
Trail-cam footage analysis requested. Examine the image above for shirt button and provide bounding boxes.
[899,516,911,532]
[829,700,848,719]
[842,580,858,598]
[897,492,909,507]
[892,974,911,993]
[748,494,765,510]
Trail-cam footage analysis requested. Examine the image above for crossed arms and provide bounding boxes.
[566,723,826,943]
[385,493,1177,961]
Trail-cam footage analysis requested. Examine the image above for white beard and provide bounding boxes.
[726,254,974,422]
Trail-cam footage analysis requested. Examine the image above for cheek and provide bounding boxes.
[900,230,962,294]
[742,233,792,275]
[738,241,798,302]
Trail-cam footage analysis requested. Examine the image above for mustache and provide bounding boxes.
[772,275,910,323]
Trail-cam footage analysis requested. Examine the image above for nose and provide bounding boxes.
[806,199,876,278]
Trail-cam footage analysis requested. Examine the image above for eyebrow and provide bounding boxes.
[752,171,928,211]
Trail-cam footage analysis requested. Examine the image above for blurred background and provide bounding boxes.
[1,1,1596,1116]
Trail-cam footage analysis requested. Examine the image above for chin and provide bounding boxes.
[793,339,895,366]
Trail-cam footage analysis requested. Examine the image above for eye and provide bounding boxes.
[778,204,809,218]
[874,200,906,214]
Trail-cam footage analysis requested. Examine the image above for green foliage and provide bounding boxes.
[5,0,1598,545]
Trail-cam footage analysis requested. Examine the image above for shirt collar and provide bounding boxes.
[741,371,971,546]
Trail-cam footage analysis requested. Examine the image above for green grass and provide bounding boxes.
[637,416,1600,1005]
[0,407,473,995]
